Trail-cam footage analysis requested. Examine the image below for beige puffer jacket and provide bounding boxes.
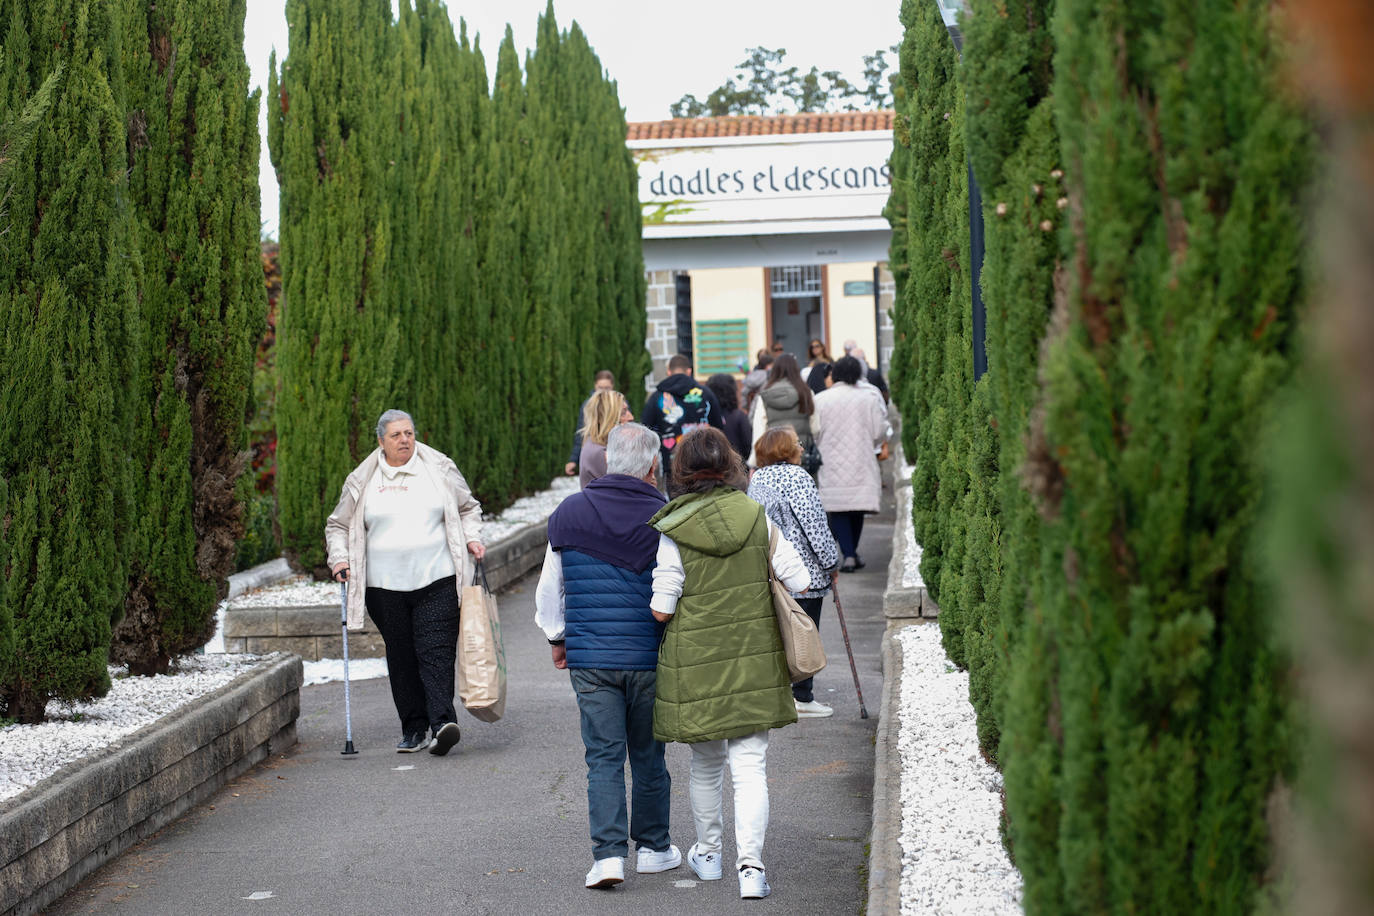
[325,441,483,629]
[812,382,889,513]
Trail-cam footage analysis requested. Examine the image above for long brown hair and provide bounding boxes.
[668,427,749,498]
[764,353,815,416]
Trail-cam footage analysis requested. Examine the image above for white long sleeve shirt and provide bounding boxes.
[650,519,810,617]
[533,520,813,638]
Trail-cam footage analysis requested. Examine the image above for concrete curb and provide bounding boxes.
[867,625,910,916]
[225,557,293,600]
[0,654,303,916]
[883,440,939,621]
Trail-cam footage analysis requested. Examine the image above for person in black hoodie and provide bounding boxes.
[640,354,723,479]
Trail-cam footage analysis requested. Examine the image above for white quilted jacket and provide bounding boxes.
[812,383,889,512]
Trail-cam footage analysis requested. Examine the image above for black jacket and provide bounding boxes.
[640,373,724,471]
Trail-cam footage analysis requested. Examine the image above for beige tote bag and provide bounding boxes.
[458,562,507,722]
[768,526,827,683]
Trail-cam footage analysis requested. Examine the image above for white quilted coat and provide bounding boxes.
[813,382,889,512]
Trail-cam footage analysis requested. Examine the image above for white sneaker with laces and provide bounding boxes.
[739,866,771,899]
[795,699,834,718]
[636,844,682,874]
[585,857,625,889]
[687,843,722,881]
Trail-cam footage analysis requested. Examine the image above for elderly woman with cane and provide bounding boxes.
[325,409,485,755]
[649,427,811,899]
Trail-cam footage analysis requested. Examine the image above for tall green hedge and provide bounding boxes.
[270,0,645,573]
[268,0,398,574]
[0,0,141,721]
[112,0,264,675]
[889,0,1313,908]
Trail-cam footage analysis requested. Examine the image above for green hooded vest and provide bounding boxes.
[650,487,797,743]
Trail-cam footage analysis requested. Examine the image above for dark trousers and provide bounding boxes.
[791,596,825,703]
[570,667,672,860]
[828,511,867,559]
[366,575,459,736]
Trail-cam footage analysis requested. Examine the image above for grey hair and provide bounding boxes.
[376,409,415,439]
[606,423,660,478]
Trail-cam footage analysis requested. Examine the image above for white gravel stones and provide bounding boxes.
[898,485,926,590]
[0,654,262,803]
[477,475,579,544]
[897,624,1022,915]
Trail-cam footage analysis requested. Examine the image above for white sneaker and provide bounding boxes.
[687,843,722,881]
[636,844,682,874]
[585,857,624,889]
[739,866,771,899]
[795,699,834,718]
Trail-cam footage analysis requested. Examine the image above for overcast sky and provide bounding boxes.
[245,0,906,235]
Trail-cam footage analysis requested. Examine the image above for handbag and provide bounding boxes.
[458,561,508,722]
[801,439,824,475]
[768,526,827,683]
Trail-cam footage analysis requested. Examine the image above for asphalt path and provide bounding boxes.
[48,494,893,916]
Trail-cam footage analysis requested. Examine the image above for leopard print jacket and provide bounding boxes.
[747,463,841,597]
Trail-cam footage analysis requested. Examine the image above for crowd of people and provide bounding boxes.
[324,339,891,900]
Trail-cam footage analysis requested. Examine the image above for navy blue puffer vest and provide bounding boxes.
[561,549,662,670]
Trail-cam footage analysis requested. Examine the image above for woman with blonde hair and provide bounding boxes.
[579,389,634,488]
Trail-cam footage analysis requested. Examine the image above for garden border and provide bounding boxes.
[0,654,302,916]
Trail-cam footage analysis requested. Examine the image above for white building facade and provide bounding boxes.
[630,113,896,384]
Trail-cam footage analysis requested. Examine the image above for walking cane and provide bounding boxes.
[339,578,358,755]
[829,580,869,719]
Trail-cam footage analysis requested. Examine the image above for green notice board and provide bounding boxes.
[843,280,875,296]
[695,319,749,374]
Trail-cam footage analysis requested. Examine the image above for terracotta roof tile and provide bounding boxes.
[626,111,894,141]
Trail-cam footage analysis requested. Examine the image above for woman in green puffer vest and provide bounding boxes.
[648,427,812,900]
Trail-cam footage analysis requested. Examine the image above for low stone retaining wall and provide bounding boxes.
[222,518,553,660]
[883,440,939,623]
[0,654,302,916]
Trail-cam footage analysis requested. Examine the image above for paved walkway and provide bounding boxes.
[48,495,893,916]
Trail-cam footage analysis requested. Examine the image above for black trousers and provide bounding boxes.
[827,511,867,559]
[366,575,460,736]
[791,596,825,703]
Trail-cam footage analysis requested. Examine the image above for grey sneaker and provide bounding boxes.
[396,732,430,753]
[687,843,722,881]
[738,866,771,899]
[430,722,461,756]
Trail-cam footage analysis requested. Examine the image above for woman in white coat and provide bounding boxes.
[812,357,888,571]
[325,409,485,755]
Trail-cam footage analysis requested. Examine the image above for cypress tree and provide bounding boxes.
[1000,0,1312,908]
[268,0,398,574]
[889,0,970,664]
[112,0,265,674]
[958,0,1060,761]
[0,0,141,721]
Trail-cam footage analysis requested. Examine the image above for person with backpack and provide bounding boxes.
[639,354,723,480]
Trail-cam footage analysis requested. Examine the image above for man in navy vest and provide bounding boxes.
[535,422,682,890]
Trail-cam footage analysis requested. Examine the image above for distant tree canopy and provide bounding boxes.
[669,46,897,117]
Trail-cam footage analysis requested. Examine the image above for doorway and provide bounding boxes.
[768,266,825,362]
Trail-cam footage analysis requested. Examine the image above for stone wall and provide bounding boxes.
[222,516,555,661]
[0,655,302,916]
[644,269,680,387]
[876,262,896,375]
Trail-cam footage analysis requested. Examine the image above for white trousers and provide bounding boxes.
[689,730,770,870]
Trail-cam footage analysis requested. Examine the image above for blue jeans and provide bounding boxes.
[569,668,672,860]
